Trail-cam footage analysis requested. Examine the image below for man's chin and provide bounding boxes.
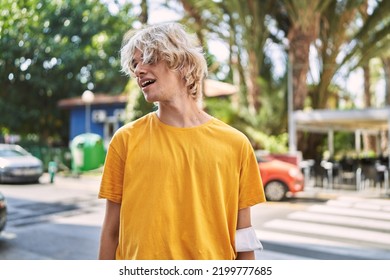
[143,94,158,104]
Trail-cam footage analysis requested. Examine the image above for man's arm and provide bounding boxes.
[236,207,255,260]
[98,200,121,259]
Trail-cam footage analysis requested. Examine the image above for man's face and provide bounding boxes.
[132,49,186,104]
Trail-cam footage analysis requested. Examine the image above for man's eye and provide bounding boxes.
[144,57,155,65]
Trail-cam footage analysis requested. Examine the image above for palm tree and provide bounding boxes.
[383,56,390,105]
[285,0,389,157]
[176,0,277,115]
[283,0,333,110]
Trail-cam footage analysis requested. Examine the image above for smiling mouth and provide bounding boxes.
[141,79,156,88]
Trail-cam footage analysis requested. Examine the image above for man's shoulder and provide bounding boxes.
[119,112,153,131]
[111,113,154,142]
[209,118,250,143]
[211,118,247,136]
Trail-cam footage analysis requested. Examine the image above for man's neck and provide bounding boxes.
[156,100,211,128]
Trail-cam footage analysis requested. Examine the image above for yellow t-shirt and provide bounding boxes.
[99,113,265,260]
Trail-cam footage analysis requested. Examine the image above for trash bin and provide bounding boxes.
[70,133,106,172]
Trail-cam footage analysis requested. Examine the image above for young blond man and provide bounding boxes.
[98,22,266,260]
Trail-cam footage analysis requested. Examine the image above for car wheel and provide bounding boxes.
[265,181,287,201]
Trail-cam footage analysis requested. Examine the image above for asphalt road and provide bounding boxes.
[0,173,104,260]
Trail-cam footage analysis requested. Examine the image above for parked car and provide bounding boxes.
[0,144,43,183]
[0,191,6,232]
[257,153,304,201]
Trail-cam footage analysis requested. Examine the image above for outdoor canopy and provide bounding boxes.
[290,107,390,168]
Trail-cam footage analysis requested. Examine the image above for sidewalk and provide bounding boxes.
[0,172,102,205]
[50,172,102,188]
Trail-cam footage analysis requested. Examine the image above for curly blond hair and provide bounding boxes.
[120,22,208,102]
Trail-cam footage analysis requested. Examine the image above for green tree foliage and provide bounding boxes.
[0,0,134,144]
[175,0,280,111]
[176,0,288,151]
[2,0,386,158]
[294,0,390,158]
[339,0,390,71]
[165,0,389,156]
[309,0,389,109]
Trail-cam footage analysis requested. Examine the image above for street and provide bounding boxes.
[253,189,390,260]
[1,174,390,260]
[0,174,104,260]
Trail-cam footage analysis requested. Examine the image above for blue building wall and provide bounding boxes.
[69,104,126,141]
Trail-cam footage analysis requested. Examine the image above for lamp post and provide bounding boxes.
[287,55,296,153]
[82,90,94,133]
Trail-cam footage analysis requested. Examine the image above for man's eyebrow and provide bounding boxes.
[131,55,143,67]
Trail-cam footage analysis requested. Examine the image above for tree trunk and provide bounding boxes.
[381,57,390,155]
[288,26,313,111]
[246,50,261,114]
[362,64,376,153]
[363,64,371,107]
[383,57,390,106]
[288,23,319,155]
[140,0,148,24]
[301,133,325,160]
[312,63,337,109]
[179,0,206,48]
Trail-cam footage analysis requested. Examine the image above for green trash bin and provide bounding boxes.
[70,133,106,172]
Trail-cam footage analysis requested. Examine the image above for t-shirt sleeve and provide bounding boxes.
[98,134,125,204]
[238,140,266,209]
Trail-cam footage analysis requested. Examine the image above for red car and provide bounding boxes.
[257,155,304,201]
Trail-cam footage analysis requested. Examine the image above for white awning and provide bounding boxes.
[293,107,390,133]
[289,107,390,167]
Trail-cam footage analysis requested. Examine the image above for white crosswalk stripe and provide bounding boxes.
[307,204,390,220]
[255,196,390,259]
[264,219,390,246]
[288,211,390,231]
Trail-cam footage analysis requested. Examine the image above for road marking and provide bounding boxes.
[263,219,390,246]
[336,196,390,206]
[308,204,390,220]
[255,229,362,249]
[327,199,390,211]
[255,196,390,259]
[288,211,390,231]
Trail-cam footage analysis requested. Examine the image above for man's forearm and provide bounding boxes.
[236,251,255,260]
[98,233,118,260]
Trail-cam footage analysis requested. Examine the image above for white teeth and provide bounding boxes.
[141,80,154,87]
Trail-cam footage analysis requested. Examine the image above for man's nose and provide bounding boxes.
[134,63,146,77]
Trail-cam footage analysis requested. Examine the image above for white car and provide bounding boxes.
[0,144,43,183]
